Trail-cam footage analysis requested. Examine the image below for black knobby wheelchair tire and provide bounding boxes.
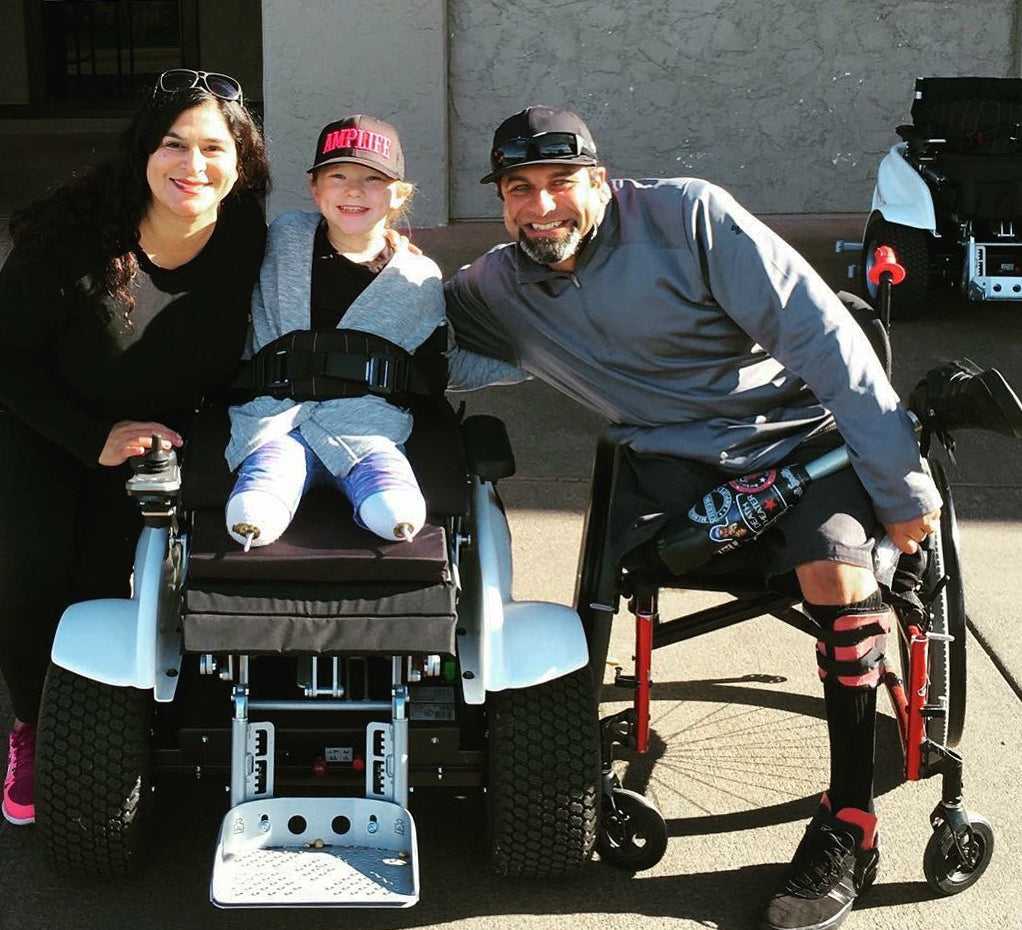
[932,459,967,747]
[486,667,600,877]
[861,217,931,319]
[35,664,153,878]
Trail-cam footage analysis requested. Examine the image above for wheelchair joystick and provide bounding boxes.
[867,244,906,332]
[126,433,181,520]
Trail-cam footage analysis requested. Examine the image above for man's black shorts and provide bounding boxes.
[610,432,879,580]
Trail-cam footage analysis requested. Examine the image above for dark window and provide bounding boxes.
[40,0,185,109]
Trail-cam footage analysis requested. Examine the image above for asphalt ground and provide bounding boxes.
[1,215,1021,930]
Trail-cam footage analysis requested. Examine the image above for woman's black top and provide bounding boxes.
[0,196,266,465]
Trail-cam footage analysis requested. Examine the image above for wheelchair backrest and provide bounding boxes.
[909,76,1022,155]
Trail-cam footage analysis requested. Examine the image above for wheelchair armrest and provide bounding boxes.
[461,415,516,481]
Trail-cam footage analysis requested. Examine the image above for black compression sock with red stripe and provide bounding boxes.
[805,590,886,814]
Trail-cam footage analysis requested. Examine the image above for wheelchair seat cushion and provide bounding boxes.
[182,576,457,656]
[181,404,468,518]
[187,485,450,584]
[179,405,466,655]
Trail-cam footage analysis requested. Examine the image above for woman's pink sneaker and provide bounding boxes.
[2,724,37,825]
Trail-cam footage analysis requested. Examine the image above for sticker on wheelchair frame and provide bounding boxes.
[688,487,733,524]
[728,470,777,494]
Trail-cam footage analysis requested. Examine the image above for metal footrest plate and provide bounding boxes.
[210,797,418,908]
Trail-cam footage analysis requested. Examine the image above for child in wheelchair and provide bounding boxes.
[225,113,521,550]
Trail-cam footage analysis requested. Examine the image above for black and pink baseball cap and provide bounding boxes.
[307,114,405,180]
[480,105,598,184]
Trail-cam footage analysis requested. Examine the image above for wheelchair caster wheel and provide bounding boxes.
[923,811,994,895]
[596,788,668,872]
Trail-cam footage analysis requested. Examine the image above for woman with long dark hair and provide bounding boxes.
[0,69,270,825]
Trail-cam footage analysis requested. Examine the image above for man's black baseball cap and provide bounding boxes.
[307,114,405,179]
[480,105,598,184]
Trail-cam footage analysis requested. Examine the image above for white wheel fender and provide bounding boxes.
[457,477,588,704]
[490,600,589,691]
[50,525,183,702]
[870,143,937,232]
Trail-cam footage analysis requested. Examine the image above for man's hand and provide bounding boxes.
[99,420,183,467]
[884,509,942,555]
[385,228,422,256]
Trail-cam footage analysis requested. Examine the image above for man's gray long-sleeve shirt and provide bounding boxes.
[444,178,940,524]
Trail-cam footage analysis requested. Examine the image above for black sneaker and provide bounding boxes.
[762,804,879,930]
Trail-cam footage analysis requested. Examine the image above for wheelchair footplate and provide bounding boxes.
[210,795,419,908]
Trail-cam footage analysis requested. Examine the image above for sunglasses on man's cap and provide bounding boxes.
[480,106,598,183]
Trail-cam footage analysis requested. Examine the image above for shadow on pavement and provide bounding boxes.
[0,670,931,930]
[602,676,906,836]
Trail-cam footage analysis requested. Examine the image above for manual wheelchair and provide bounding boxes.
[572,289,1012,892]
[32,400,601,908]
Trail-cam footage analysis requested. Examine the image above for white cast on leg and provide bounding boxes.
[358,489,426,542]
[225,490,295,548]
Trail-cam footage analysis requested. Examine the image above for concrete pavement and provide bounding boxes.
[1,214,1021,929]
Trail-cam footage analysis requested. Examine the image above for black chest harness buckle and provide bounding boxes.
[233,327,447,407]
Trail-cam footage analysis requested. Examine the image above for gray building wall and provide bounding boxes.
[262,0,447,226]
[449,0,1019,218]
[258,0,1020,225]
[0,0,30,105]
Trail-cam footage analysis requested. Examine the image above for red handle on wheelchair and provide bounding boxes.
[867,245,906,333]
[867,245,906,286]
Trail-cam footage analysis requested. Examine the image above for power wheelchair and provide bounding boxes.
[861,76,1022,318]
[32,398,601,908]
[573,289,1019,892]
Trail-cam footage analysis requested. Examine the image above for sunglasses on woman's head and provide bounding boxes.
[155,69,243,104]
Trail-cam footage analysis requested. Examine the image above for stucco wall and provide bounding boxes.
[449,0,1018,219]
[0,0,30,105]
[261,0,447,226]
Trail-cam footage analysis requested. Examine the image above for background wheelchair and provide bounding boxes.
[573,288,1014,893]
[861,76,1022,319]
[32,401,601,908]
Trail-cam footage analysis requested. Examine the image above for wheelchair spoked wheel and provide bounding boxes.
[35,663,153,878]
[923,810,995,895]
[486,667,601,877]
[596,785,669,872]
